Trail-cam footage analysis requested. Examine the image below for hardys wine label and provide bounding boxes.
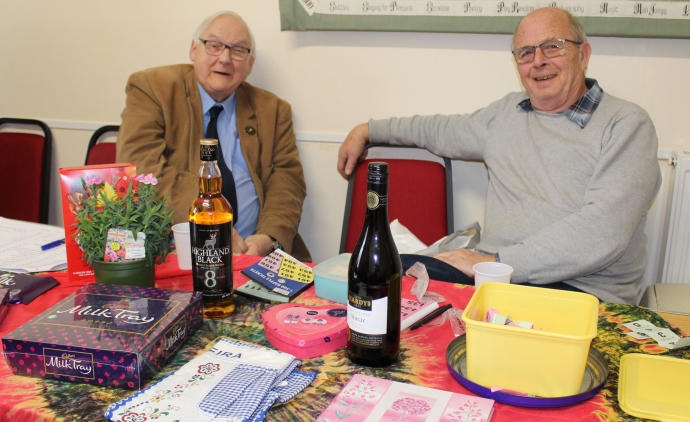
[366,191,388,210]
[191,221,233,299]
[347,291,388,348]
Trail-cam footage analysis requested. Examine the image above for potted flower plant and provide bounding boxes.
[74,173,174,286]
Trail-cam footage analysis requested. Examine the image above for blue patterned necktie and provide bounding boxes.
[206,105,238,223]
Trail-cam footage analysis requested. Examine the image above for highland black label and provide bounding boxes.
[190,221,233,297]
[200,143,218,161]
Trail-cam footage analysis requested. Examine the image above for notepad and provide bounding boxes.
[0,217,67,273]
[401,298,440,330]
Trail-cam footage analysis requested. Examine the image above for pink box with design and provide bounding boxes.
[262,303,348,359]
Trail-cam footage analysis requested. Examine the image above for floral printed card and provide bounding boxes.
[104,228,146,262]
[317,374,494,422]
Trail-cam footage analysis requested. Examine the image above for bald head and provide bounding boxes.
[512,8,587,51]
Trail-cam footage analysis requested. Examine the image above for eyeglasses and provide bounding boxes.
[512,39,582,64]
[199,38,251,61]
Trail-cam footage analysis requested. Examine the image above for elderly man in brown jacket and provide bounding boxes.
[117,11,310,262]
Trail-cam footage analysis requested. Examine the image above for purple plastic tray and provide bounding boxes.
[446,335,609,408]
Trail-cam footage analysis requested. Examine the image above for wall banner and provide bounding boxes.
[279,0,690,38]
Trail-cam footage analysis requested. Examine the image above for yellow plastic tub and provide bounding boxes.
[619,354,690,421]
[461,282,600,397]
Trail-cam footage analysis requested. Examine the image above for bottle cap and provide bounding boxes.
[200,138,219,161]
[368,161,388,183]
[368,161,388,174]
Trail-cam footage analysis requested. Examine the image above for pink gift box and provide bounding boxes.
[263,303,347,359]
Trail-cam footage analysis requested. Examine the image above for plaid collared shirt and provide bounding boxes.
[517,78,603,128]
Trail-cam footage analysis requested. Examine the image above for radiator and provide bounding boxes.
[643,150,690,298]
[661,151,690,284]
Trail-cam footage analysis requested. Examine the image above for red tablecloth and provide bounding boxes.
[0,255,628,421]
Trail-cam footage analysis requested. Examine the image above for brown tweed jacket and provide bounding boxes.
[117,64,310,261]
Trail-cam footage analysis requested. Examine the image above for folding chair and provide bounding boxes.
[340,143,454,254]
[0,118,52,224]
[85,125,119,165]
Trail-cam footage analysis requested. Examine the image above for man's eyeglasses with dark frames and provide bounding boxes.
[199,38,251,61]
[512,39,582,64]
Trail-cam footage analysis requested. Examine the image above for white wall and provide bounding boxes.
[2,0,690,263]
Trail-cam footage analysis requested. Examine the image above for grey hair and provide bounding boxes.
[192,11,256,57]
[511,8,587,50]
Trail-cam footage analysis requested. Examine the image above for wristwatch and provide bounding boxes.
[269,236,283,251]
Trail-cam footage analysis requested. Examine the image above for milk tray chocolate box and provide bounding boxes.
[2,283,203,389]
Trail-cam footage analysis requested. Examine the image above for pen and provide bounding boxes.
[41,239,65,251]
[410,304,453,330]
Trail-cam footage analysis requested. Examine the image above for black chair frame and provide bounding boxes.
[85,125,120,165]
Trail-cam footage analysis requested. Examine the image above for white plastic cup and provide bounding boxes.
[172,222,192,270]
[473,262,513,289]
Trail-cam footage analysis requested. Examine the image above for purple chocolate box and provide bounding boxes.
[2,283,203,389]
[0,289,9,327]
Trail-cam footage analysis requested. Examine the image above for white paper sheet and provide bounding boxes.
[0,217,67,273]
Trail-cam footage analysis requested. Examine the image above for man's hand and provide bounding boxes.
[337,123,370,179]
[244,234,274,257]
[232,228,248,255]
[434,249,496,277]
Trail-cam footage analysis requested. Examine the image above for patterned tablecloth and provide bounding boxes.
[0,255,688,422]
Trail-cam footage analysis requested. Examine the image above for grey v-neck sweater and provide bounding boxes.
[369,90,661,304]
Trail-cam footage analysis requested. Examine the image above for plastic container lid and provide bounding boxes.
[312,253,350,304]
[312,253,350,283]
[618,353,690,421]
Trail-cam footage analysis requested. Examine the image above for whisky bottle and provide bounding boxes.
[346,162,402,367]
[189,139,235,319]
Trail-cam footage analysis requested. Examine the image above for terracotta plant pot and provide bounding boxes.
[92,259,155,287]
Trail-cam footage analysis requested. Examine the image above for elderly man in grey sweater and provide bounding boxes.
[337,7,660,305]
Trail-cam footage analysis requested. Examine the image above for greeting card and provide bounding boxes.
[317,374,494,422]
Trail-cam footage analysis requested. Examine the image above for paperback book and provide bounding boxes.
[317,374,494,422]
[236,279,291,303]
[239,249,314,302]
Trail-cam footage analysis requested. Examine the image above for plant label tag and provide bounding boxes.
[125,232,146,260]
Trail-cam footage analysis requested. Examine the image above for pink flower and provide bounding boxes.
[105,249,118,262]
[135,173,158,185]
[391,397,431,416]
[86,175,104,185]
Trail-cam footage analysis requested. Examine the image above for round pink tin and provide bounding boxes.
[262,303,348,359]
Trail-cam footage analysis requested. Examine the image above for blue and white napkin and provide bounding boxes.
[104,338,315,422]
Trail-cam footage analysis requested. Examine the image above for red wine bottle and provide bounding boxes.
[347,162,402,367]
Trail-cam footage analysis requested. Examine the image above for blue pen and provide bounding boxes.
[41,239,65,251]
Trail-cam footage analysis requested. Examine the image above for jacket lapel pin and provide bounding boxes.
[245,125,256,135]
